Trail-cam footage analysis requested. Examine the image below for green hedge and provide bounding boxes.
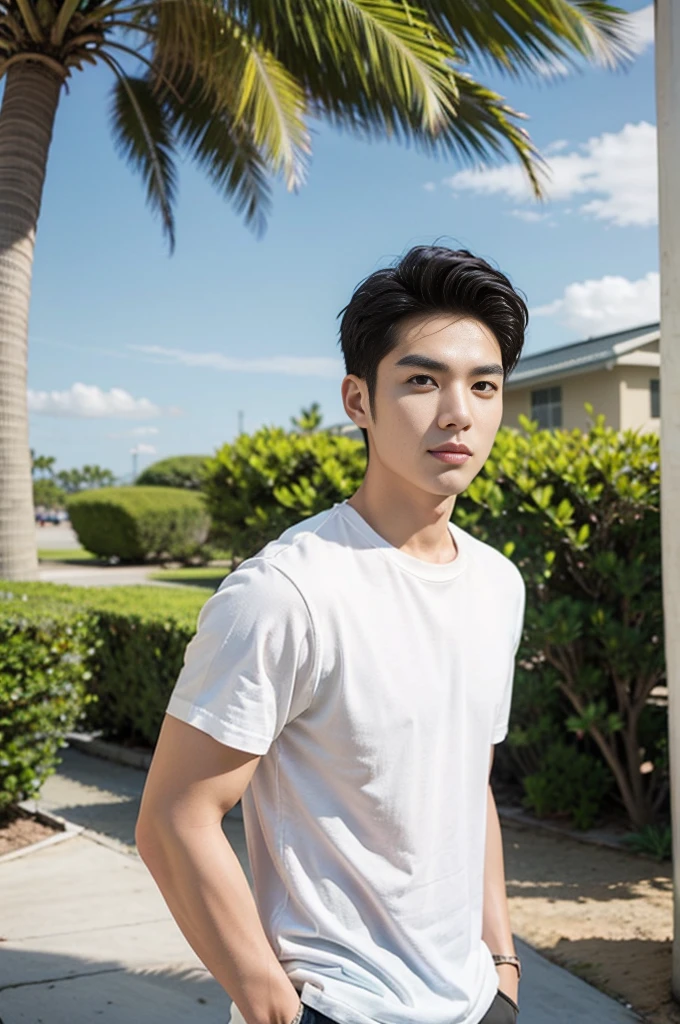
[0,585,208,784]
[135,455,210,490]
[0,591,97,821]
[67,486,211,562]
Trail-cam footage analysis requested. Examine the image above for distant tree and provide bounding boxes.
[291,403,323,434]
[81,465,116,489]
[30,451,56,479]
[33,478,66,509]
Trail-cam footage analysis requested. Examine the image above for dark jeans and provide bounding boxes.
[300,989,519,1024]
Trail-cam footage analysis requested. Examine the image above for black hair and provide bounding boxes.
[337,245,528,457]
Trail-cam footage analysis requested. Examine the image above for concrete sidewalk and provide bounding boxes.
[0,747,642,1024]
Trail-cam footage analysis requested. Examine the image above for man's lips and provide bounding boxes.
[428,450,471,464]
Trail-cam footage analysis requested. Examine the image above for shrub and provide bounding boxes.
[203,426,366,561]
[0,590,97,821]
[135,455,210,490]
[67,486,211,562]
[621,823,672,861]
[455,409,665,830]
[521,740,614,831]
[0,584,208,764]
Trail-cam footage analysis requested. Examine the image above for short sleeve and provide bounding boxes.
[165,558,318,755]
[492,573,526,745]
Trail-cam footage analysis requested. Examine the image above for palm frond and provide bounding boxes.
[414,0,634,78]
[107,70,178,251]
[233,41,310,191]
[435,73,547,197]
[152,0,310,190]
[162,74,272,235]
[307,68,546,198]
[228,0,462,130]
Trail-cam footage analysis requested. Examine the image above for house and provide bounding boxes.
[502,321,660,433]
[327,321,660,440]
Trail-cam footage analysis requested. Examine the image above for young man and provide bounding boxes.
[135,245,527,1024]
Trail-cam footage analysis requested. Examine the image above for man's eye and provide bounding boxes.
[408,375,436,387]
[474,381,498,393]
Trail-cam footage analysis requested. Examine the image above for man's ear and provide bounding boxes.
[341,374,369,431]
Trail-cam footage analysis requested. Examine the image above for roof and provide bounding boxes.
[506,321,660,389]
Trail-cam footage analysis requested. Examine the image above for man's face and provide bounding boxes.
[358,313,505,499]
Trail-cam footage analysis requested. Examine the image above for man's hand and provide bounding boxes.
[496,963,519,1006]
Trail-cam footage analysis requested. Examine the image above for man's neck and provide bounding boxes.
[346,480,457,565]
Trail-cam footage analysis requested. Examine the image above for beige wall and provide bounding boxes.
[502,365,659,433]
[620,364,660,433]
[502,368,622,431]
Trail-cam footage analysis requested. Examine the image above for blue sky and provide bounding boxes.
[25,2,657,479]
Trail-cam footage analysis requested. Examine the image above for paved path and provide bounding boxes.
[35,522,81,550]
[0,747,642,1024]
[38,561,162,587]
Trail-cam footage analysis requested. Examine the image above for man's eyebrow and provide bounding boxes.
[394,354,504,376]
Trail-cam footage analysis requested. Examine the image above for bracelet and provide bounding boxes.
[492,954,522,981]
[289,999,305,1024]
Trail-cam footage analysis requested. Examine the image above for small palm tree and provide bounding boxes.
[0,0,632,579]
[291,402,323,433]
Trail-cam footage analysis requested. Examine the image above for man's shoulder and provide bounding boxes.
[225,504,344,597]
[457,524,525,595]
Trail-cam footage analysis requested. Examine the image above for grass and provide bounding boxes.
[0,580,207,624]
[148,567,228,590]
[38,548,98,562]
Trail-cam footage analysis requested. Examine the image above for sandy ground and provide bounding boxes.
[0,809,59,855]
[502,820,674,1024]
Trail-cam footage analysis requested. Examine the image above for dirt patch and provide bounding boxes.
[0,807,63,856]
[502,820,675,1023]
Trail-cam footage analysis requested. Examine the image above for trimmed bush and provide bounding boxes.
[135,455,210,490]
[67,486,211,562]
[0,590,97,821]
[0,584,208,770]
[203,427,366,561]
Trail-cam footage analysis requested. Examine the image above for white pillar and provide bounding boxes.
[655,0,680,998]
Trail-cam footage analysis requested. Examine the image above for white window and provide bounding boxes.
[650,379,660,418]
[531,386,562,429]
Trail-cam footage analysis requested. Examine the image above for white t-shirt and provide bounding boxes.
[166,499,525,1024]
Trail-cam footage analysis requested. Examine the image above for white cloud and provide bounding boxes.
[629,5,654,55]
[107,426,161,439]
[130,425,160,436]
[131,443,157,455]
[28,383,166,418]
[544,139,569,156]
[508,209,549,223]
[444,121,657,227]
[423,181,436,192]
[531,271,660,334]
[130,345,345,379]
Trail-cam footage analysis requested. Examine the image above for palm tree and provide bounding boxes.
[291,402,323,433]
[0,0,632,580]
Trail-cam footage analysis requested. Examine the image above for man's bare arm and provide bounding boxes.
[481,745,519,1005]
[135,713,301,1024]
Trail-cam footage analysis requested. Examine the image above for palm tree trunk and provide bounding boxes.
[0,61,63,581]
[655,0,680,1000]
